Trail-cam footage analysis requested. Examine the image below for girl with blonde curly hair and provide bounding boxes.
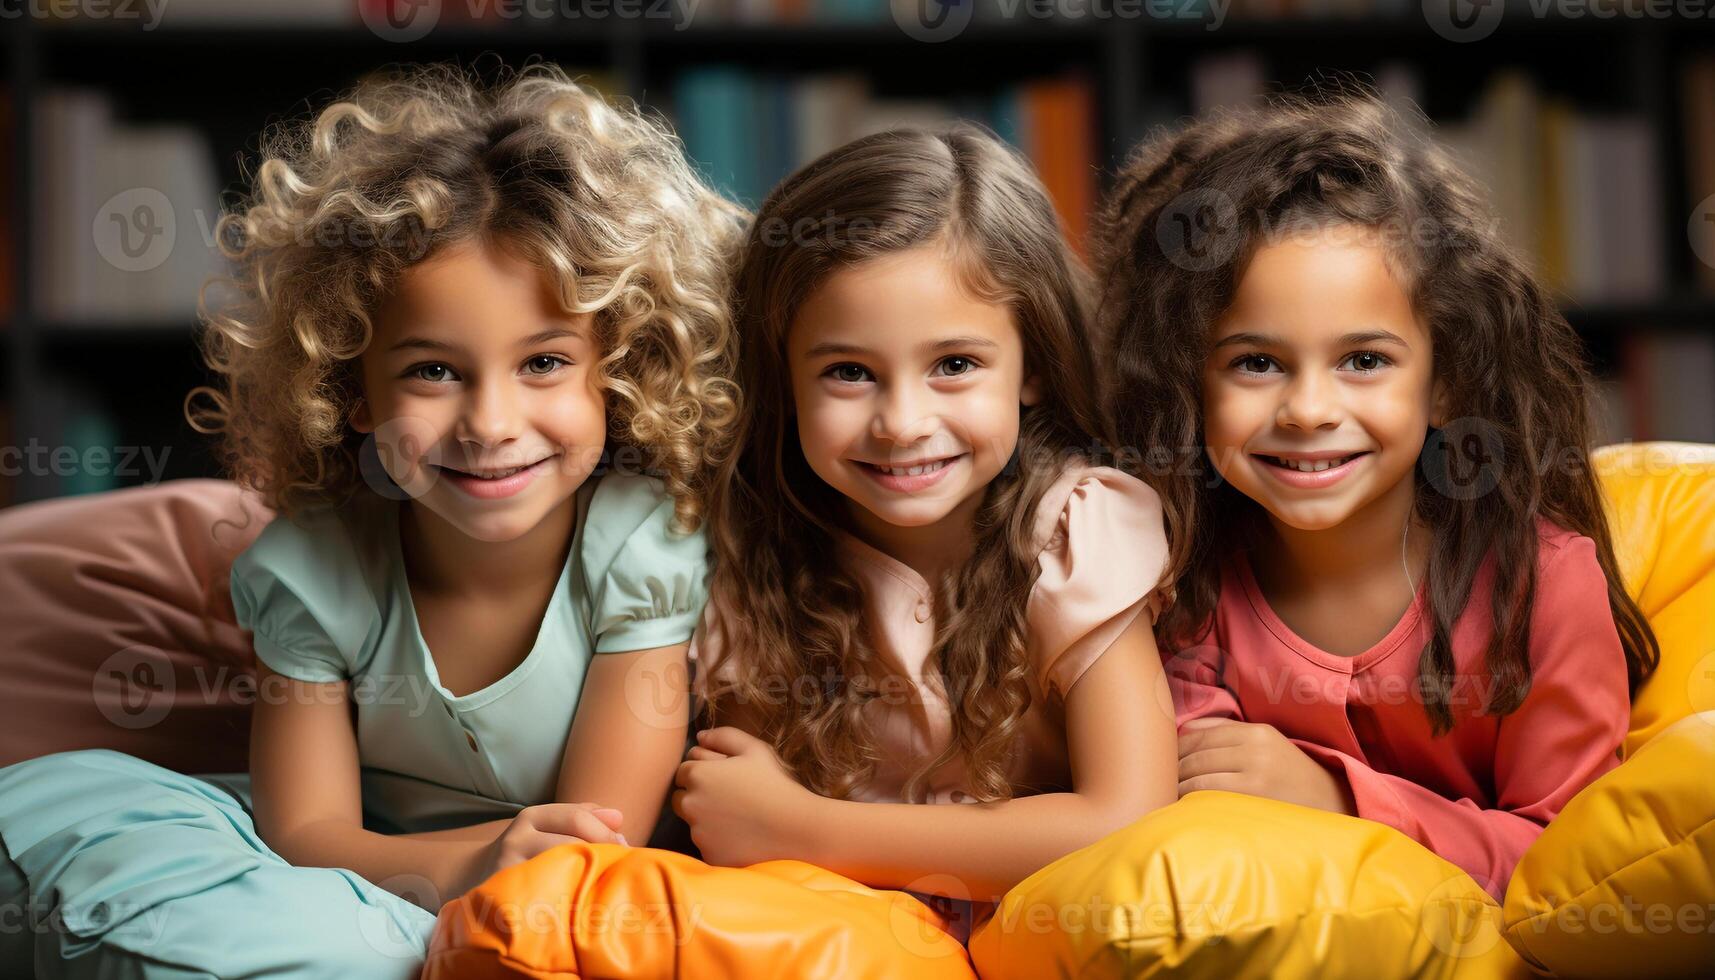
[0,62,744,978]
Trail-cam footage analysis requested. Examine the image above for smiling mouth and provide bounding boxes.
[857,456,962,478]
[437,457,553,480]
[1254,452,1370,473]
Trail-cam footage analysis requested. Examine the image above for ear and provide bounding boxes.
[1021,373,1043,408]
[350,397,374,434]
[1429,377,1452,430]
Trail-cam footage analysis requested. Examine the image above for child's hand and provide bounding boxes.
[1176,718,1356,816]
[671,727,821,868]
[450,802,628,899]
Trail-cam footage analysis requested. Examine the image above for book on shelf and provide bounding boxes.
[1410,71,1664,306]
[1,86,12,324]
[673,68,1097,248]
[1618,330,1715,445]
[1686,56,1715,295]
[32,89,225,328]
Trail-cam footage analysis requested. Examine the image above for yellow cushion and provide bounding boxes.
[1588,442,1715,754]
[977,443,1714,978]
[969,792,1530,979]
[1503,712,1715,977]
[1497,441,1715,976]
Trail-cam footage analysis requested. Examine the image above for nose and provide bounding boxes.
[870,383,938,446]
[1276,370,1343,431]
[457,378,523,449]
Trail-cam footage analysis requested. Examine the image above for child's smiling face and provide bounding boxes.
[353,236,607,542]
[1201,226,1448,532]
[787,244,1041,541]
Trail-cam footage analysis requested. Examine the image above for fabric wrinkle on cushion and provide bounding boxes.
[0,479,271,773]
[427,842,979,979]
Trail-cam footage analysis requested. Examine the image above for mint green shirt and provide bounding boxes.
[228,473,709,835]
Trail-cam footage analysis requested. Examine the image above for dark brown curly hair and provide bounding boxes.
[700,125,1112,803]
[1093,84,1658,733]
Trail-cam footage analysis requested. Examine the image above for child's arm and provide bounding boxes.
[677,613,1178,903]
[1297,536,1629,894]
[552,642,692,845]
[1180,536,1631,897]
[395,643,688,847]
[250,662,624,908]
[1163,640,1245,723]
[248,661,484,906]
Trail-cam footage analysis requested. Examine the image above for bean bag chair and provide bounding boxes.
[969,442,1715,979]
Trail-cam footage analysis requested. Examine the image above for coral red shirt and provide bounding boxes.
[1165,517,1630,899]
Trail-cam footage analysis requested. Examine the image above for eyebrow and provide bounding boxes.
[388,326,587,354]
[801,335,1003,359]
[1210,329,1410,350]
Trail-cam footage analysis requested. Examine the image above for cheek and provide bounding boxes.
[793,389,864,459]
[1363,375,1435,440]
[960,383,1025,457]
[1200,378,1255,447]
[538,382,607,443]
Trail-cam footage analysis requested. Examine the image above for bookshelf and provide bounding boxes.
[3,5,1712,505]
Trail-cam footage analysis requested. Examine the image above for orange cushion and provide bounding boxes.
[426,842,977,979]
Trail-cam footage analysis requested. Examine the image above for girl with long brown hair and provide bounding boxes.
[670,125,1179,942]
[1095,87,1658,899]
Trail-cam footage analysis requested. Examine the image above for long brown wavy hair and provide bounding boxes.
[702,126,1111,803]
[190,62,747,529]
[1094,85,1658,733]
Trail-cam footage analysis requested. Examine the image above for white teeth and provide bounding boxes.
[1270,455,1355,473]
[464,463,526,479]
[878,459,949,477]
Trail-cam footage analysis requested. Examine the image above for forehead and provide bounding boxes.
[374,238,591,344]
[787,247,1018,355]
[1212,232,1425,347]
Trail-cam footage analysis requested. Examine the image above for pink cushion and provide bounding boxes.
[0,479,271,774]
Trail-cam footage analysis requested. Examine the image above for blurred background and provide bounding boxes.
[2,0,1712,505]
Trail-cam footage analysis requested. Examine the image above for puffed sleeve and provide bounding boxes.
[229,509,379,684]
[1288,534,1630,899]
[1025,466,1171,702]
[581,473,712,654]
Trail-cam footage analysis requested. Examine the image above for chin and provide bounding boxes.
[421,493,555,543]
[1263,502,1356,532]
[866,503,955,529]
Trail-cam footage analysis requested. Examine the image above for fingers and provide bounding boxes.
[1177,773,1242,797]
[525,803,627,845]
[696,726,763,756]
[1177,723,1245,757]
[1179,717,1238,732]
[685,746,727,761]
[1176,746,1249,783]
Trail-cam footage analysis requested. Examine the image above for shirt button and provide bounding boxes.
[465,730,479,752]
[914,601,931,623]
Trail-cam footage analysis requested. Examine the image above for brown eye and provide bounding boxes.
[830,364,871,383]
[939,356,974,376]
[1344,351,1388,373]
[413,363,453,383]
[525,355,566,376]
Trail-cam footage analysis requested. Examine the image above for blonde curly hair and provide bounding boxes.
[190,62,747,529]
